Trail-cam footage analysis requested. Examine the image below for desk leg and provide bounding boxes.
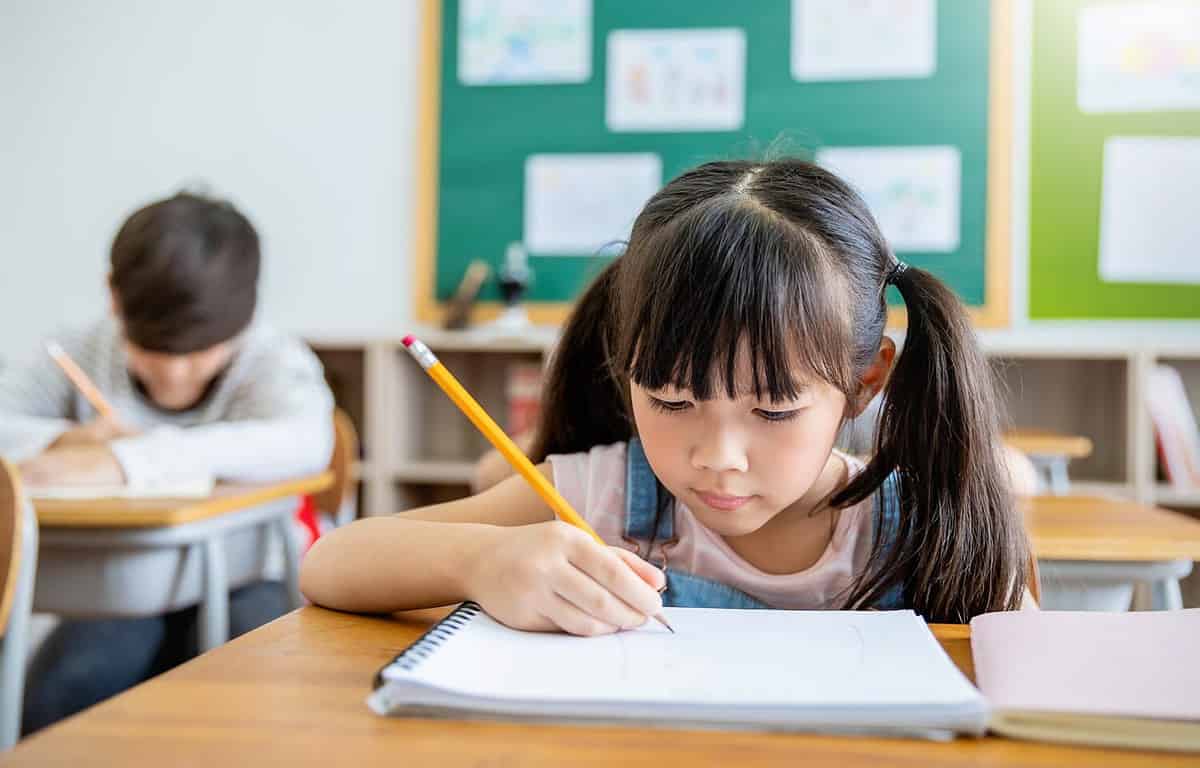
[198,538,229,651]
[1048,458,1071,495]
[1149,579,1184,610]
[274,517,302,609]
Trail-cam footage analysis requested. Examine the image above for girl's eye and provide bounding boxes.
[648,397,692,413]
[755,408,801,423]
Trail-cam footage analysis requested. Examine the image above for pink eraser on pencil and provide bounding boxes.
[401,335,415,348]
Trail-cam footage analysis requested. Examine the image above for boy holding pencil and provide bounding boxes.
[0,192,334,734]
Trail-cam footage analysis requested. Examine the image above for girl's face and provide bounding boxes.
[629,346,848,538]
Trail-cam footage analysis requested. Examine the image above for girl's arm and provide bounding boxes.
[299,463,665,635]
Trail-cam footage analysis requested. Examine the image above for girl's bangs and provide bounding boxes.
[622,196,855,403]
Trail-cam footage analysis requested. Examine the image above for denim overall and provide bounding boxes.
[623,438,906,610]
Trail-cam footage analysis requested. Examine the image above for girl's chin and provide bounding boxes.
[691,507,775,538]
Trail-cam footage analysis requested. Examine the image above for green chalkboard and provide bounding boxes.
[417,0,1009,326]
[1029,0,1200,319]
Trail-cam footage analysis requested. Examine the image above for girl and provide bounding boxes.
[301,158,1030,630]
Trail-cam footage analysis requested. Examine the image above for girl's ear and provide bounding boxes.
[849,336,896,417]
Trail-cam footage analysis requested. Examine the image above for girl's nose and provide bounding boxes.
[690,429,749,473]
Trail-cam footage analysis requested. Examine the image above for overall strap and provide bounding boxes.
[624,438,674,543]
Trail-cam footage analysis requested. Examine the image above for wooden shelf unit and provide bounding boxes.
[309,330,1200,518]
[310,328,557,517]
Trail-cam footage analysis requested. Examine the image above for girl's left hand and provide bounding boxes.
[19,445,126,487]
[50,418,139,449]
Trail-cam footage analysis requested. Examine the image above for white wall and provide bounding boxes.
[0,0,421,358]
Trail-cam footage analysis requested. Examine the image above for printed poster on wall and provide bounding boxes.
[792,0,937,81]
[459,0,592,85]
[816,145,961,253]
[524,153,662,255]
[606,28,745,132]
[1078,2,1200,113]
[1099,137,1200,284]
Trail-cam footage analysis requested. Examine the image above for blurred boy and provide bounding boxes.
[0,192,333,734]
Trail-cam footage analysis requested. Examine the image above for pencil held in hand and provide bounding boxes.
[401,334,674,633]
[46,341,118,421]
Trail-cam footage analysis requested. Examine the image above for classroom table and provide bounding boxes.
[2,606,1184,766]
[1026,495,1200,611]
[31,472,332,651]
[1005,429,1094,494]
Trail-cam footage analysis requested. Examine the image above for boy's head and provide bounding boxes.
[109,193,260,409]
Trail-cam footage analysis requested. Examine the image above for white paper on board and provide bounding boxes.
[606,28,745,132]
[1077,2,1200,113]
[1099,137,1200,284]
[524,154,662,255]
[459,0,592,85]
[816,145,961,253]
[792,0,937,81]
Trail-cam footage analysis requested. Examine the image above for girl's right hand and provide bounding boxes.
[465,521,666,637]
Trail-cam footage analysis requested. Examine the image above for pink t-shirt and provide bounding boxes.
[548,442,877,610]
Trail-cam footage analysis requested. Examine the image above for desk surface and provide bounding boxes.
[1027,495,1200,562]
[4,606,1183,767]
[1005,428,1094,458]
[32,472,333,528]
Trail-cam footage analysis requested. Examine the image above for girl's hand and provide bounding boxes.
[50,418,139,448]
[19,445,126,487]
[465,521,666,637]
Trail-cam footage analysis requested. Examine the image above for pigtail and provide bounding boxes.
[835,265,1029,622]
[528,260,633,462]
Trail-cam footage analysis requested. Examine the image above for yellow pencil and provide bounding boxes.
[46,341,119,422]
[401,334,673,633]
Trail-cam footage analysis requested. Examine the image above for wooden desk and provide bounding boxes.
[4,607,1182,767]
[1027,495,1200,562]
[1006,429,1095,460]
[1026,495,1200,610]
[33,473,333,528]
[31,473,333,650]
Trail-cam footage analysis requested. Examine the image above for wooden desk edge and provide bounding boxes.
[34,471,335,528]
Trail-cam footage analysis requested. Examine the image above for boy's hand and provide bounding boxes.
[19,445,127,487]
[50,418,139,449]
[464,521,666,637]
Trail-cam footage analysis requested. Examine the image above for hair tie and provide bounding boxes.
[886,260,910,285]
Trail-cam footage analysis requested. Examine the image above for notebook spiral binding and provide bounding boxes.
[373,602,483,688]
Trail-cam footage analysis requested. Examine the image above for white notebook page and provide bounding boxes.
[381,606,981,709]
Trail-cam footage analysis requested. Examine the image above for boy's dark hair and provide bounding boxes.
[109,192,260,354]
[532,158,1029,623]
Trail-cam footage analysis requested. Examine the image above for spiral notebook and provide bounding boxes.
[369,603,988,738]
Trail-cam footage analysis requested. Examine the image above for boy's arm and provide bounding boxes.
[110,342,334,485]
[0,345,76,462]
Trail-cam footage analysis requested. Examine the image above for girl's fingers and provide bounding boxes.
[553,564,649,630]
[611,547,667,592]
[541,593,618,637]
[569,542,664,619]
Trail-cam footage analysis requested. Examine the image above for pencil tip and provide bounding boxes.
[657,614,675,634]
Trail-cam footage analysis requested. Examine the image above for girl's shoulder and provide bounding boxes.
[546,441,631,535]
[546,440,629,479]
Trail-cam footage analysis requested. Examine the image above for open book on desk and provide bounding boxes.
[972,608,1200,752]
[369,604,987,739]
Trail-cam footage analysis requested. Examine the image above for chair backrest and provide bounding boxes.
[312,409,359,522]
[0,461,24,637]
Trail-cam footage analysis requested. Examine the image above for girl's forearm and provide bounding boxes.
[299,516,498,614]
